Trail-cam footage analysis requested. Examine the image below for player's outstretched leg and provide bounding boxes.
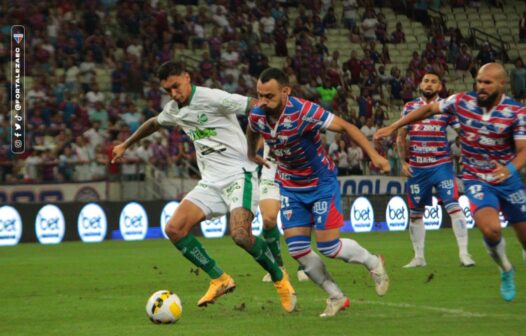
[318,238,390,296]
[165,201,236,307]
[404,212,427,268]
[230,208,296,312]
[260,205,285,282]
[475,208,515,301]
[446,204,475,266]
[286,235,349,317]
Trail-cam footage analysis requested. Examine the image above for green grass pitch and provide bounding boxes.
[1,229,525,336]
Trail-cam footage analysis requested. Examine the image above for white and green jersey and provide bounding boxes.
[157,85,257,182]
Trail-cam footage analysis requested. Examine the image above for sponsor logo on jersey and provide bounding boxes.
[197,112,208,125]
[188,127,217,141]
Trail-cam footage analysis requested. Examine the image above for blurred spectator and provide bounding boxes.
[356,88,374,119]
[348,141,363,175]
[361,118,377,146]
[322,7,338,29]
[342,0,359,31]
[333,139,350,176]
[274,20,289,57]
[455,45,473,81]
[521,12,526,43]
[475,42,497,67]
[390,22,406,44]
[342,50,361,85]
[511,58,526,102]
[58,146,77,181]
[111,62,126,100]
[79,53,97,93]
[86,83,105,110]
[260,9,276,43]
[387,143,399,176]
[361,8,378,41]
[221,42,241,80]
[375,12,388,43]
[121,103,143,133]
[317,79,338,111]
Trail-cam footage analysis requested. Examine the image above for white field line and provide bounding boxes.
[353,300,526,320]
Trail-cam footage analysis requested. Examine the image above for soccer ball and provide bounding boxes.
[146,290,183,324]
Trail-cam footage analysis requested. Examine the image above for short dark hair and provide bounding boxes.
[423,71,441,80]
[259,67,289,86]
[158,61,187,81]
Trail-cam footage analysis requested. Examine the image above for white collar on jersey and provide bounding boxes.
[481,94,506,121]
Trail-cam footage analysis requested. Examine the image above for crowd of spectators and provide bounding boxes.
[0,0,520,184]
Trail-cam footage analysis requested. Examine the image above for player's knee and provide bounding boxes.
[285,236,311,259]
[480,225,501,241]
[262,215,278,230]
[164,219,188,241]
[230,230,253,250]
[317,239,342,258]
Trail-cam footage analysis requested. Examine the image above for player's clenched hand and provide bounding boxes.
[372,155,391,174]
[250,155,270,168]
[491,160,511,184]
[374,125,395,141]
[111,143,127,164]
[400,161,413,177]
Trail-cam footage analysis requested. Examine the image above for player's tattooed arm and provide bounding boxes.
[112,117,161,163]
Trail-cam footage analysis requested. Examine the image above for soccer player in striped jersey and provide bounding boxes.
[397,72,475,268]
[247,68,390,317]
[112,61,296,312]
[259,142,310,283]
[375,63,526,301]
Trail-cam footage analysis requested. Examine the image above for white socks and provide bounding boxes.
[334,238,379,270]
[409,217,426,259]
[297,251,344,299]
[484,237,513,272]
[449,210,469,256]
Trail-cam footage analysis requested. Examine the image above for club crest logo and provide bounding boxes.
[13,33,24,44]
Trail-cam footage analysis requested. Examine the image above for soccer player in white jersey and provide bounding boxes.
[112,61,296,312]
[259,142,310,282]
[375,63,526,301]
[397,72,475,268]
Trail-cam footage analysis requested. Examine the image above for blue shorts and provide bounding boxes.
[464,172,526,224]
[407,162,459,210]
[279,177,344,231]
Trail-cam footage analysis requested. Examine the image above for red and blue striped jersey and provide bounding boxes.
[439,92,526,184]
[249,96,335,191]
[402,97,458,167]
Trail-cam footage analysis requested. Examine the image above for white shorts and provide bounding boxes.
[260,160,280,201]
[184,171,259,219]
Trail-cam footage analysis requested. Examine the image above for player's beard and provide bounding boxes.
[476,91,499,108]
[262,100,283,117]
[422,90,438,100]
